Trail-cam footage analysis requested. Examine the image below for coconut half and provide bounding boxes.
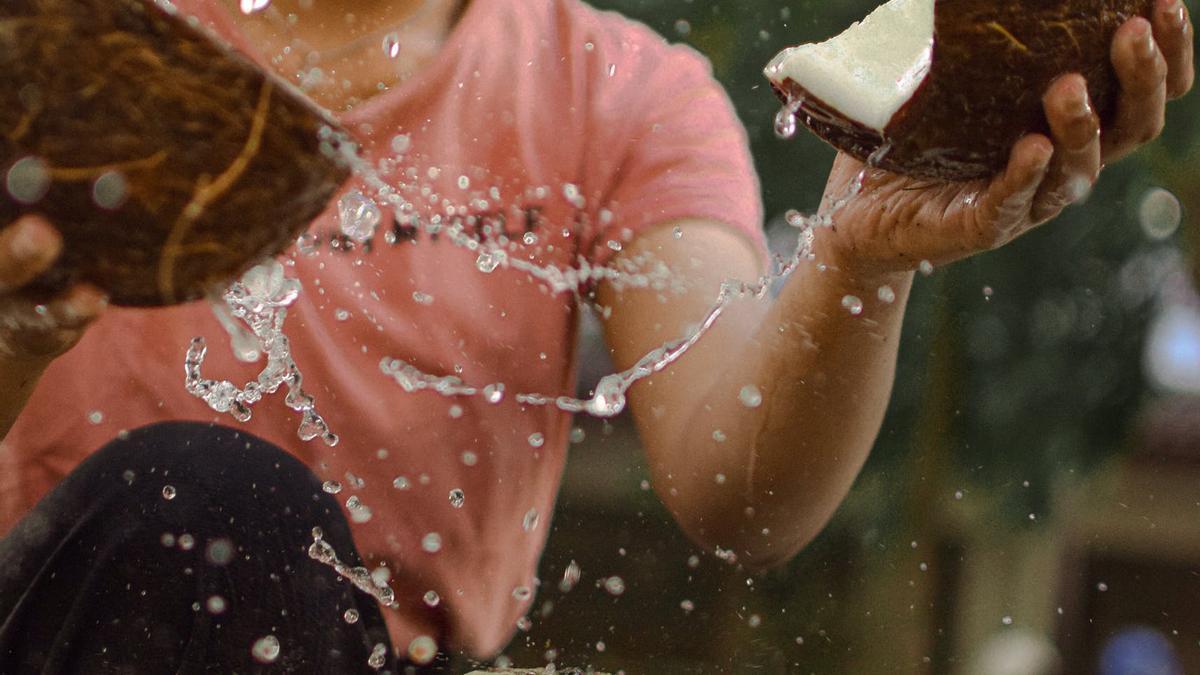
[766,0,1155,180]
[0,0,351,306]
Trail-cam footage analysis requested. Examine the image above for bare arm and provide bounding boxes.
[598,4,1193,568]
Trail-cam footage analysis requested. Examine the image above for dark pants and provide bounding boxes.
[0,422,464,674]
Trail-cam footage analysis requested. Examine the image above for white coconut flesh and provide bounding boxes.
[765,0,935,133]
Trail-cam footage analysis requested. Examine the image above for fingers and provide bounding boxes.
[973,135,1054,247]
[0,215,62,293]
[1154,0,1195,100]
[1104,16,1170,162]
[1031,75,1102,224]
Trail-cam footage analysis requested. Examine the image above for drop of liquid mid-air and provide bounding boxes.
[448,488,465,508]
[188,261,337,446]
[367,642,389,669]
[522,508,540,532]
[382,32,401,60]
[338,191,382,243]
[738,384,763,408]
[239,0,270,14]
[559,560,581,592]
[423,590,441,607]
[343,608,359,624]
[774,105,798,140]
[162,485,177,500]
[251,635,280,664]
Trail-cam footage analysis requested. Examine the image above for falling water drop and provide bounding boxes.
[322,480,343,494]
[338,191,382,242]
[162,485,177,500]
[877,285,896,304]
[421,532,442,553]
[6,156,50,204]
[382,32,401,60]
[842,295,864,316]
[448,488,465,508]
[1139,187,1183,241]
[423,590,441,607]
[367,642,388,669]
[738,384,763,408]
[603,576,626,596]
[239,0,270,13]
[774,106,798,140]
[522,508,540,532]
[344,608,360,624]
[251,635,281,663]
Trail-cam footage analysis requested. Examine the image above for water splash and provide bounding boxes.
[186,260,338,446]
[308,527,399,608]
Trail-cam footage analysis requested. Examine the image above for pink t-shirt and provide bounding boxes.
[0,0,762,658]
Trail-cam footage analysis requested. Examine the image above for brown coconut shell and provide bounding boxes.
[0,0,351,306]
[770,0,1156,181]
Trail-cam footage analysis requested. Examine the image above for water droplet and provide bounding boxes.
[87,410,103,424]
[92,171,128,210]
[748,614,762,628]
[877,285,896,304]
[681,599,695,612]
[448,488,465,508]
[1139,187,1183,241]
[522,508,540,532]
[483,383,505,404]
[596,641,607,652]
[712,429,727,443]
[390,134,411,155]
[607,63,617,77]
[412,291,434,305]
[522,232,538,246]
[161,485,176,500]
[475,250,501,273]
[344,608,360,624]
[738,384,763,408]
[205,538,234,566]
[393,476,411,490]
[206,595,226,614]
[421,532,442,553]
[251,635,281,663]
[1097,582,1108,592]
[423,590,441,607]
[382,32,401,59]
[774,106,798,140]
[322,480,342,494]
[918,260,935,276]
[5,156,50,204]
[714,473,727,485]
[674,19,692,35]
[672,226,683,239]
[448,404,464,419]
[954,490,964,500]
[457,175,470,190]
[527,432,545,448]
[569,427,586,444]
[842,295,864,316]
[559,560,581,592]
[460,451,478,466]
[335,308,351,321]
[338,191,381,242]
[407,636,437,666]
[516,616,533,631]
[603,576,625,596]
[512,585,532,601]
[368,641,388,669]
[1001,615,1013,625]
[239,0,270,14]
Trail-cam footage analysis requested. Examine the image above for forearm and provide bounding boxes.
[602,221,913,567]
[664,248,913,566]
[0,354,51,441]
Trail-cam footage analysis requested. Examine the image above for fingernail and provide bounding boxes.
[1165,0,1186,28]
[1067,82,1092,118]
[10,220,45,262]
[1137,21,1158,58]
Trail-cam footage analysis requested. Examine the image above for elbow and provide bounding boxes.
[668,497,828,572]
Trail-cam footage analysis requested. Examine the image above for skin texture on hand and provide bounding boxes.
[601,0,1193,566]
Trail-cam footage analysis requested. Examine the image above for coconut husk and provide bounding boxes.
[771,0,1155,180]
[0,0,350,306]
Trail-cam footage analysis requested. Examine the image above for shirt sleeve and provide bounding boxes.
[579,20,766,267]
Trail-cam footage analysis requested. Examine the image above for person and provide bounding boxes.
[0,0,1192,671]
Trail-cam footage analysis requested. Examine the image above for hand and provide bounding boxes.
[0,216,106,362]
[819,0,1195,276]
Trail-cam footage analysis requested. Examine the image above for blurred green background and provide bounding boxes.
[504,1,1200,673]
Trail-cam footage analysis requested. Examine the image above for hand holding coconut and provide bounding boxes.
[0,216,106,362]
[768,0,1194,275]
